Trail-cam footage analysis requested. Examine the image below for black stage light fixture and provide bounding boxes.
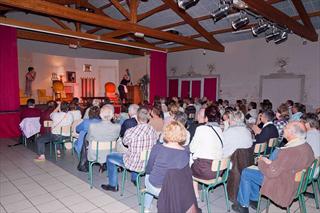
[211,2,230,23]
[251,19,270,36]
[232,12,249,30]
[177,0,200,10]
[265,27,280,42]
[274,31,288,44]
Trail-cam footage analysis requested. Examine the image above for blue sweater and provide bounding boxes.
[146,143,190,188]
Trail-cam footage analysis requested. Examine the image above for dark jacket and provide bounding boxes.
[120,117,137,137]
[227,147,254,203]
[255,123,279,144]
[158,166,201,213]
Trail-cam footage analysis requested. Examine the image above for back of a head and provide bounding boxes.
[163,121,186,146]
[27,98,35,107]
[294,102,306,113]
[47,101,57,110]
[286,121,307,139]
[229,111,245,124]
[69,102,77,111]
[28,67,34,72]
[128,104,139,116]
[168,103,179,116]
[174,111,188,126]
[100,104,114,121]
[249,102,257,109]
[302,113,319,129]
[262,109,275,122]
[137,106,150,123]
[205,105,220,123]
[60,101,69,113]
[152,106,162,118]
[277,103,289,119]
[89,106,101,119]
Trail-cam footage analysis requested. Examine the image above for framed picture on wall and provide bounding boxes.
[83,64,92,72]
[66,71,76,83]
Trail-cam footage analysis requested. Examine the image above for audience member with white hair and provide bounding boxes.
[119,104,139,137]
[86,104,120,172]
[222,111,253,157]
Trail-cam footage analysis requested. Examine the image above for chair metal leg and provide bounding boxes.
[205,187,211,213]
[266,198,270,213]
[136,173,142,205]
[298,195,306,213]
[286,206,290,213]
[54,144,57,161]
[312,180,319,209]
[140,191,145,213]
[200,183,205,202]
[256,194,262,213]
[223,183,230,212]
[49,142,52,158]
[120,169,127,196]
[89,162,94,189]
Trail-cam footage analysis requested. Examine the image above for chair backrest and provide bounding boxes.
[268,138,278,148]
[140,150,150,171]
[254,142,267,154]
[211,158,231,183]
[43,120,52,127]
[71,119,82,137]
[294,169,307,199]
[88,140,116,163]
[60,125,72,136]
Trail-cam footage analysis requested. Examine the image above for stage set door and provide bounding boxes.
[168,76,219,101]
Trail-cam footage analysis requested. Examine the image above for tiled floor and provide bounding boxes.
[0,138,319,213]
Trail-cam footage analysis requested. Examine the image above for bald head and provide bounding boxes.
[283,121,307,142]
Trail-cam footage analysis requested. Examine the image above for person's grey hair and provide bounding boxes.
[229,111,245,124]
[128,104,139,116]
[303,113,319,129]
[100,104,114,121]
[289,122,307,139]
[174,111,188,126]
[137,107,150,123]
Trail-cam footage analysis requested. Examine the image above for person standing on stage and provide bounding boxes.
[118,69,131,103]
[25,67,36,97]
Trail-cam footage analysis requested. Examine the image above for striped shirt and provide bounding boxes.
[123,123,158,172]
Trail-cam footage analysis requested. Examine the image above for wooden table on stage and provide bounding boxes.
[127,85,142,104]
[80,97,121,113]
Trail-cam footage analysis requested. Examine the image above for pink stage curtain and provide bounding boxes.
[204,78,217,101]
[0,26,19,111]
[81,78,95,97]
[191,80,201,98]
[168,79,178,98]
[149,51,167,103]
[0,26,21,138]
[181,80,190,98]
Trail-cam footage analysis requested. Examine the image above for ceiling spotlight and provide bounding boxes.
[251,19,270,36]
[265,27,280,42]
[274,31,288,44]
[231,12,249,30]
[177,0,200,10]
[211,2,230,23]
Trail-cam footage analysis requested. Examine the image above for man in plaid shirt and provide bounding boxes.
[101,106,158,192]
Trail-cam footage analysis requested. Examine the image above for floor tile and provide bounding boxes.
[36,199,66,212]
[21,187,48,198]
[2,199,33,213]
[58,193,87,206]
[50,188,77,199]
[68,201,97,212]
[27,193,56,206]
[0,193,26,206]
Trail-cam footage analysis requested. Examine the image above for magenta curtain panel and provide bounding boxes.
[149,51,167,103]
[0,26,19,111]
[191,80,201,98]
[168,79,179,98]
[181,80,190,98]
[204,78,217,101]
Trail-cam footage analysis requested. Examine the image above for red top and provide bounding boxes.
[20,107,41,121]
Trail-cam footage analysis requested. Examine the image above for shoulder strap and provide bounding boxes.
[207,125,224,148]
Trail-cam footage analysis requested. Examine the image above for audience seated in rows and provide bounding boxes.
[190,105,223,199]
[101,107,158,192]
[148,106,164,133]
[222,111,253,158]
[74,106,101,155]
[251,110,279,144]
[144,121,190,211]
[34,101,73,161]
[86,104,120,171]
[232,121,315,213]
[119,104,139,138]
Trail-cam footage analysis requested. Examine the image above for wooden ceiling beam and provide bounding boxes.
[50,17,71,30]
[17,29,144,55]
[109,0,130,19]
[129,0,139,24]
[86,27,102,34]
[243,0,318,41]
[0,17,166,52]
[0,0,222,51]
[162,0,224,51]
[291,0,316,33]
[167,10,320,52]
[137,4,169,22]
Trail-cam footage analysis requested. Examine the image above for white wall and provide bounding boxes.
[167,32,320,110]
[118,56,150,85]
[18,52,119,101]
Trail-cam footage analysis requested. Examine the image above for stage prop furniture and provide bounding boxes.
[127,85,142,104]
[37,89,53,104]
[19,89,29,105]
